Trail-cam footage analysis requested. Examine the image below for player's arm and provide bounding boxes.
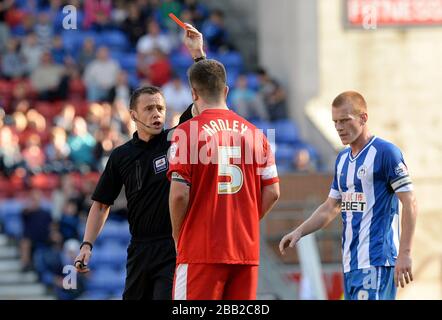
[260,182,280,220]
[279,197,341,255]
[74,201,111,273]
[169,173,190,246]
[394,191,418,288]
[183,23,205,61]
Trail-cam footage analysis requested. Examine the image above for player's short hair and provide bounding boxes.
[188,59,227,103]
[332,91,367,115]
[129,86,164,110]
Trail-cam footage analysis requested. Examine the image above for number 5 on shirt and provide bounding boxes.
[218,146,243,194]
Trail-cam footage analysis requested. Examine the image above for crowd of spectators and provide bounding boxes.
[0,0,318,299]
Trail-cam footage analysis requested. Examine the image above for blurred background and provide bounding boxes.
[0,0,440,300]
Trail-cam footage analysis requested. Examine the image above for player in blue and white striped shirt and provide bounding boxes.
[279,91,418,300]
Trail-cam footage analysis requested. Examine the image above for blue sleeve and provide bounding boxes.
[383,144,413,192]
[329,154,341,199]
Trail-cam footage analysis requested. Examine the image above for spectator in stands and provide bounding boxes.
[110,0,128,27]
[45,126,71,173]
[93,124,124,171]
[136,19,174,56]
[201,9,229,53]
[138,47,172,87]
[25,109,49,145]
[22,133,46,174]
[183,0,209,30]
[67,67,86,100]
[85,102,105,133]
[112,99,134,136]
[33,230,86,300]
[162,73,192,127]
[34,11,53,50]
[83,0,112,30]
[257,68,289,121]
[107,70,132,106]
[30,51,69,101]
[11,111,29,147]
[20,189,53,272]
[0,0,12,54]
[159,0,182,31]
[230,74,269,121]
[59,199,80,241]
[1,38,26,79]
[0,125,24,176]
[20,33,43,74]
[83,46,120,102]
[292,147,317,173]
[122,2,145,46]
[98,102,114,129]
[77,37,96,73]
[51,174,82,221]
[68,117,96,169]
[54,103,76,133]
[51,34,68,65]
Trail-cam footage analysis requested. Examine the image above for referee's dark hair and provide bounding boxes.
[188,59,227,104]
[129,86,164,110]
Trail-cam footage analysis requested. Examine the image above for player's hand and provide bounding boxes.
[74,247,92,273]
[183,23,205,58]
[394,252,413,288]
[279,228,302,255]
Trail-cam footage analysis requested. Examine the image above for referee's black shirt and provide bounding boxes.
[92,108,192,239]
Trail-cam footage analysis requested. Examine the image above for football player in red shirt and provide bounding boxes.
[167,25,280,300]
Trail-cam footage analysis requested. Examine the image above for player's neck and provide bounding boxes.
[350,130,373,157]
[197,100,228,112]
[137,129,154,143]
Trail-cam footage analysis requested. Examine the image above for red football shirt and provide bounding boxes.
[167,109,279,265]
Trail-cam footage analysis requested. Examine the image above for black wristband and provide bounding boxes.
[194,56,206,63]
[80,241,93,251]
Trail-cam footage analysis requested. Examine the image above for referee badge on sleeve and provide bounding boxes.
[153,155,168,174]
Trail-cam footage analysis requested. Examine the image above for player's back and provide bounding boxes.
[168,109,277,265]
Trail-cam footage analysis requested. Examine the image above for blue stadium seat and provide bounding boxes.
[250,120,272,136]
[77,291,110,300]
[169,52,193,75]
[3,215,23,239]
[226,67,240,88]
[118,54,137,73]
[274,120,300,144]
[110,51,125,63]
[246,73,260,91]
[128,73,140,89]
[94,221,130,245]
[275,143,296,164]
[0,199,24,221]
[87,267,125,294]
[92,241,127,269]
[62,30,97,52]
[216,52,244,71]
[100,31,129,51]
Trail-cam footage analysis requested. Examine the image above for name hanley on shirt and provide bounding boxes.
[202,119,249,137]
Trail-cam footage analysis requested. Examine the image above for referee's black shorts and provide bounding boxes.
[123,235,176,300]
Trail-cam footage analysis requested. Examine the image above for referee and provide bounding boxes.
[74,28,206,300]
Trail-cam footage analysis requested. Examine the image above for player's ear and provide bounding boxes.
[191,87,198,102]
[224,86,229,99]
[361,112,368,125]
[130,109,136,122]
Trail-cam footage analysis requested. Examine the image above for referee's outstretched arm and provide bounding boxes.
[74,201,111,273]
